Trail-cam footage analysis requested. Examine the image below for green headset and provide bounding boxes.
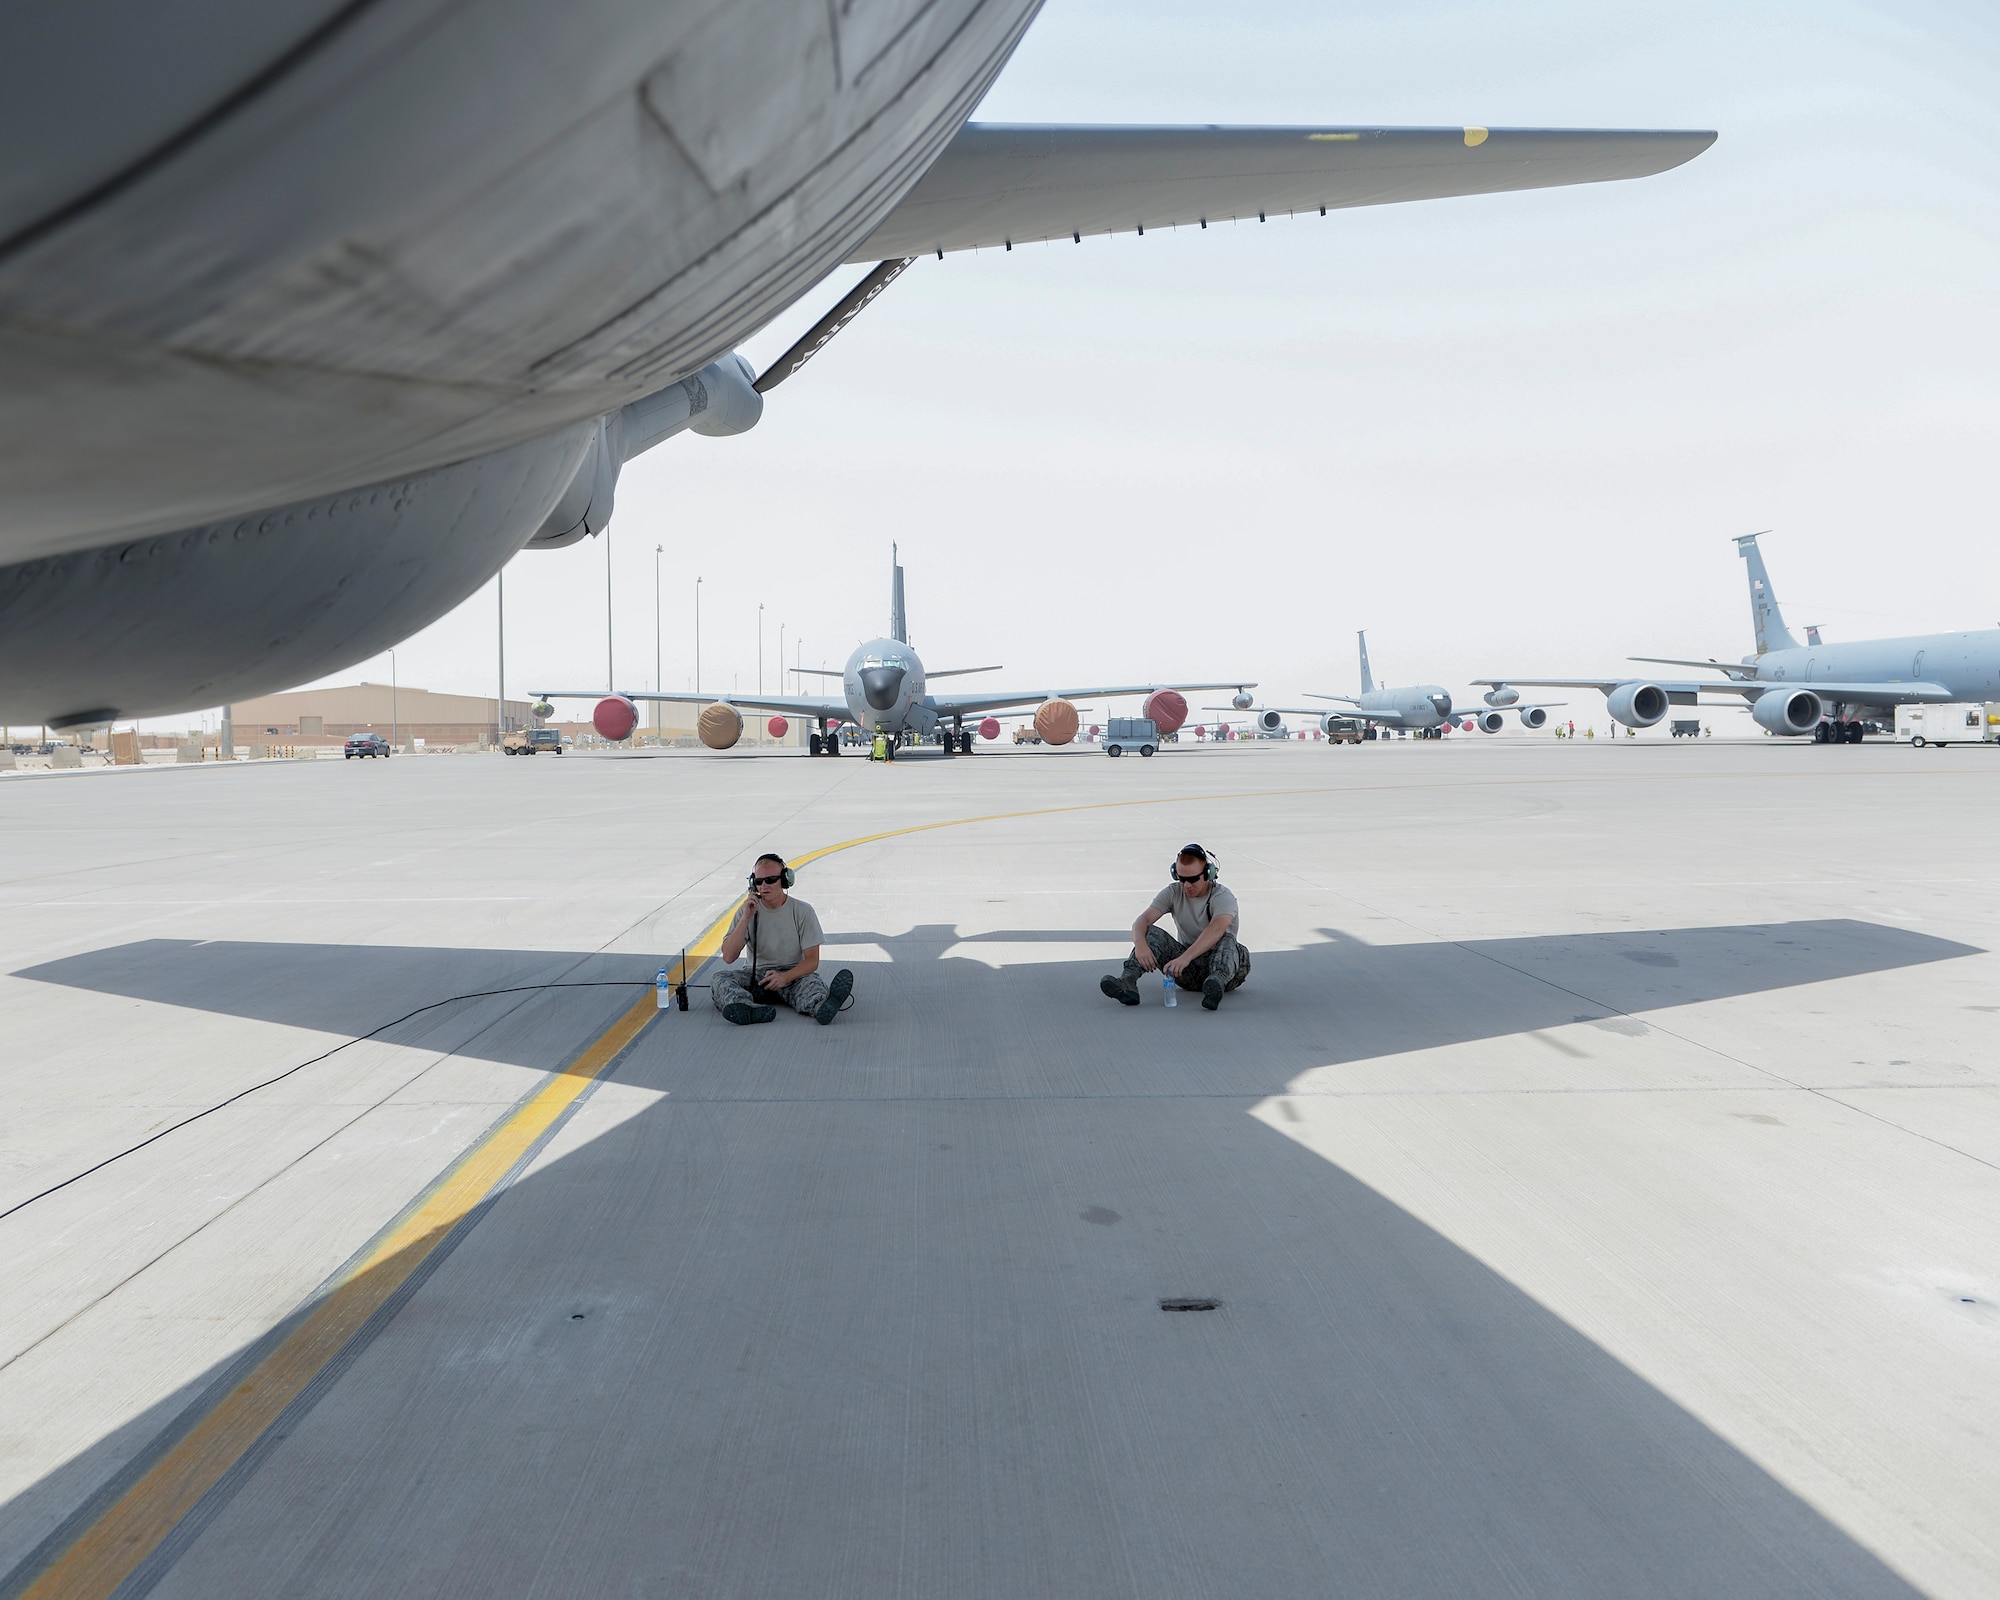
[749,856,796,891]
[1171,843,1217,884]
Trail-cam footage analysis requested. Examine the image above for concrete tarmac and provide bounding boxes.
[1,739,1995,1598]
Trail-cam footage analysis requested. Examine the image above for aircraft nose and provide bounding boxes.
[1430,692,1453,718]
[859,665,906,710]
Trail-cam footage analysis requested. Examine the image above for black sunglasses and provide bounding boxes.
[1175,869,1207,884]
[751,873,786,887]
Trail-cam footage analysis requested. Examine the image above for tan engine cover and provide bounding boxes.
[697,702,743,749]
[1034,698,1079,746]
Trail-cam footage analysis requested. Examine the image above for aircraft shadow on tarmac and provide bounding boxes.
[15,917,1975,1093]
[3,920,1974,1596]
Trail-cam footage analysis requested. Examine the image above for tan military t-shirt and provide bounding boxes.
[1148,881,1240,945]
[737,894,825,974]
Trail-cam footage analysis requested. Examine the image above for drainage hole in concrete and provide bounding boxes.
[1159,1298,1221,1312]
[570,1313,586,1321]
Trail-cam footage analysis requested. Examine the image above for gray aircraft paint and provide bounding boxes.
[1723,535,2000,706]
[1307,632,1457,731]
[0,1,1713,723]
[537,551,1251,749]
[1477,533,1990,734]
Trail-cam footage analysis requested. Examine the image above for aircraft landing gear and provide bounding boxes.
[958,730,972,754]
[809,732,823,756]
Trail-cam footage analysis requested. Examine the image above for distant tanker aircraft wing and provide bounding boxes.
[536,689,848,719]
[1475,675,1958,704]
[1271,702,1412,725]
[928,681,1255,717]
[848,125,1716,259]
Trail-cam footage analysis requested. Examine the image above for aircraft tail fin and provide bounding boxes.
[1357,630,1375,694]
[890,543,909,644]
[1735,533,1799,654]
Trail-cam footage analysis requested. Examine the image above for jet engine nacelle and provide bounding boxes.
[1483,685,1520,707]
[1751,687,1823,736]
[593,695,639,741]
[1519,706,1548,730]
[1606,682,1669,728]
[1143,689,1189,733]
[1255,709,1284,733]
[1232,691,1254,711]
[1477,710,1504,733]
[531,700,555,720]
[1034,698,1079,746]
[697,702,743,749]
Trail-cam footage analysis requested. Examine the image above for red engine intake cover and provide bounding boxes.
[978,717,1001,740]
[592,696,639,741]
[767,716,788,738]
[1142,689,1189,733]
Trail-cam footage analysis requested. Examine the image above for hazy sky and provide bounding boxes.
[270,0,2000,729]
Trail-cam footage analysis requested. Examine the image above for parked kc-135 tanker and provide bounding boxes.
[1239,631,1563,739]
[535,549,1252,756]
[1480,533,2000,741]
[0,3,1712,728]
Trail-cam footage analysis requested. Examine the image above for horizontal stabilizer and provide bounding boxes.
[848,124,1716,260]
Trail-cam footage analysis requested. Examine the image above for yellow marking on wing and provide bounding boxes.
[1307,132,1360,141]
[1463,126,1489,147]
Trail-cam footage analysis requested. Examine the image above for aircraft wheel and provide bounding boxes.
[809,732,822,756]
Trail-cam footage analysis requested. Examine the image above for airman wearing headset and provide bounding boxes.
[713,852,855,1025]
[1102,843,1250,1011]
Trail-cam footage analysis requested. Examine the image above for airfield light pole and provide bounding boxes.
[604,525,614,694]
[694,576,702,695]
[390,649,398,751]
[496,568,506,740]
[758,603,764,696]
[654,544,664,736]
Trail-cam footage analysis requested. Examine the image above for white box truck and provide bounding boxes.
[1896,703,1996,747]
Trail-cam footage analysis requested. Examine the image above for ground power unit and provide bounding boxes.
[1895,703,1999,747]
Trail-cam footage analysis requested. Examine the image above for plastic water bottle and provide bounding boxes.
[1162,972,1177,1008]
[656,969,672,1010]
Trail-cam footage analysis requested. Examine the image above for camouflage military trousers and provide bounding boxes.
[1121,927,1249,992]
[712,966,831,1017]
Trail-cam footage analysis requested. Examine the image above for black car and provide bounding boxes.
[344,734,391,759]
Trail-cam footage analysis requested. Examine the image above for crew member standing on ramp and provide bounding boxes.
[1101,843,1249,1011]
[713,853,855,1025]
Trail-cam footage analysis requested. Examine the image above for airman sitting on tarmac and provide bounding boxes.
[713,853,854,1025]
[1100,843,1250,1012]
